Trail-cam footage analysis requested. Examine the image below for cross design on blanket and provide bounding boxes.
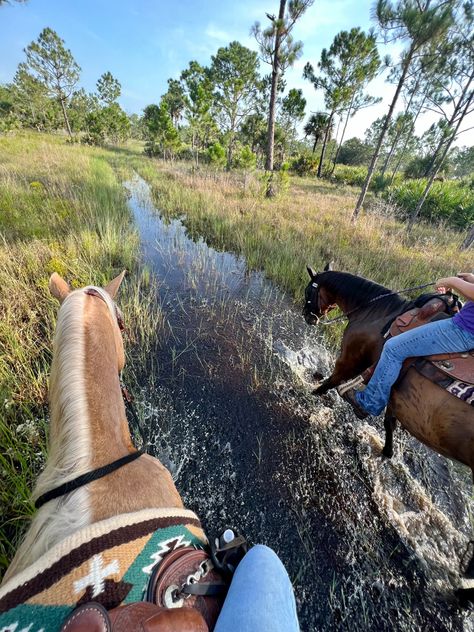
[73,554,120,598]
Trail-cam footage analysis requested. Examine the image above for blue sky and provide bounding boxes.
[1,0,472,146]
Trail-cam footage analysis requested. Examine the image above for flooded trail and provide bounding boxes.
[125,176,473,631]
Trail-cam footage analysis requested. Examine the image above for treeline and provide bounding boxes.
[0,28,133,144]
[1,1,473,241]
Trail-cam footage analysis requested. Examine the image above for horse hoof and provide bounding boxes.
[382,447,393,459]
[313,371,324,381]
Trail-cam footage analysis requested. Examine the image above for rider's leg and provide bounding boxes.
[214,544,299,632]
[355,318,474,416]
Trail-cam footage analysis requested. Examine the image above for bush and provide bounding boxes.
[208,142,226,169]
[384,179,474,229]
[289,153,319,176]
[332,164,368,187]
[233,145,256,170]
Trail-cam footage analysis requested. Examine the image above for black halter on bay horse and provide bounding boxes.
[302,264,474,597]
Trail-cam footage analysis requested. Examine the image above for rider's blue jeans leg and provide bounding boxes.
[214,545,300,632]
[355,318,474,416]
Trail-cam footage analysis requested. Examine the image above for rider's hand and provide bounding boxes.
[436,278,453,292]
[457,272,474,284]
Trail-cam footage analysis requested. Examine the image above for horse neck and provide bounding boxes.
[36,291,132,495]
[321,272,408,322]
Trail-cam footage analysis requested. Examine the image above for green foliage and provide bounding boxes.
[207,142,226,168]
[83,103,130,145]
[332,164,369,187]
[289,153,319,176]
[233,145,256,170]
[337,137,373,166]
[384,178,474,229]
[143,102,180,158]
[210,41,260,168]
[96,71,121,105]
[23,28,81,135]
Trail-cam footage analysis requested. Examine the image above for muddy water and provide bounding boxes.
[124,176,473,631]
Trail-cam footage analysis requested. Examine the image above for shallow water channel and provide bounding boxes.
[124,175,473,631]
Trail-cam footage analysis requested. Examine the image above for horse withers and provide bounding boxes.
[302,264,474,598]
[0,273,227,631]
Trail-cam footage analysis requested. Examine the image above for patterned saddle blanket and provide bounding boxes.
[0,508,206,632]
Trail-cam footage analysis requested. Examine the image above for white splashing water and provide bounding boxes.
[272,337,474,605]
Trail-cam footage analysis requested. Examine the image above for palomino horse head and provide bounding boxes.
[49,271,127,371]
[303,262,337,325]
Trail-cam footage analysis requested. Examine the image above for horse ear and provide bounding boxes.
[49,273,71,304]
[324,261,334,272]
[306,266,317,279]
[104,270,126,299]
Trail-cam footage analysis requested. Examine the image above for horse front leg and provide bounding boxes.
[382,407,397,458]
[313,354,370,396]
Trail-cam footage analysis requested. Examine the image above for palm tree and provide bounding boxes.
[304,112,330,153]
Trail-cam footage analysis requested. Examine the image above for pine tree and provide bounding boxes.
[252,0,314,181]
[352,0,455,220]
[23,28,81,137]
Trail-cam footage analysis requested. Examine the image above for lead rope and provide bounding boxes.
[318,281,439,326]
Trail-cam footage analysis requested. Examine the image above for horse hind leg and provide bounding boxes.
[382,407,397,458]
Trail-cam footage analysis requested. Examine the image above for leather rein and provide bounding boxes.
[35,287,144,510]
[306,280,442,326]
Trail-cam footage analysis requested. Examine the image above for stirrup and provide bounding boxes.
[337,375,365,397]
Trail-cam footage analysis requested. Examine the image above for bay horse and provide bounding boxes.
[302,264,474,464]
[302,264,474,593]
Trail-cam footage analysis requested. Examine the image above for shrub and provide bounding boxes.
[289,153,319,176]
[208,142,226,168]
[383,179,474,229]
[332,164,368,187]
[233,145,256,170]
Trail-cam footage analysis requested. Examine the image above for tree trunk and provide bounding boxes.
[381,75,421,178]
[352,45,415,220]
[407,85,474,231]
[317,112,334,178]
[265,0,286,174]
[331,97,354,175]
[389,95,426,185]
[460,225,474,250]
[60,97,72,138]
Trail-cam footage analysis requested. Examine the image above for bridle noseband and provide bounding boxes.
[304,281,321,320]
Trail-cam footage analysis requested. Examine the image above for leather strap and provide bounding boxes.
[35,448,145,509]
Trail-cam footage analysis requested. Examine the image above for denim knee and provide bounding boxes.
[383,336,407,361]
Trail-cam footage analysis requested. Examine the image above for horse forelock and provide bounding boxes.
[316,271,407,314]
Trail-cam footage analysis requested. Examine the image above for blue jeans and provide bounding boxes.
[356,318,474,416]
[214,545,300,632]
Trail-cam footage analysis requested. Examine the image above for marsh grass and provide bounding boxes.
[0,133,159,576]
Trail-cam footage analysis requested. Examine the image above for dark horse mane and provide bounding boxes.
[316,271,408,315]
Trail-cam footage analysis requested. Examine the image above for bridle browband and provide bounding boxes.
[35,286,143,510]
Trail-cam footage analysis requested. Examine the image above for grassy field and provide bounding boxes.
[0,131,471,578]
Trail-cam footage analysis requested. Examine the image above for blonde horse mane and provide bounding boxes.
[3,286,118,582]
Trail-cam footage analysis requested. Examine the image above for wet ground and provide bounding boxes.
[124,176,473,631]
